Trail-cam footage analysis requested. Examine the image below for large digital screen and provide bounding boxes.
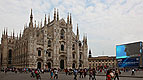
[117,57,140,67]
[116,41,142,59]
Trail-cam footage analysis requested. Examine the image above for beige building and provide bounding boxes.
[0,9,88,69]
[88,50,117,69]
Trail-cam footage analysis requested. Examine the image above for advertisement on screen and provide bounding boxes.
[116,41,142,59]
[117,57,140,68]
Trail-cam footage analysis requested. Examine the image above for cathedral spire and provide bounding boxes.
[17,33,18,40]
[38,21,39,28]
[30,9,33,22]
[40,19,42,28]
[4,28,5,35]
[13,29,15,39]
[11,32,12,38]
[48,13,50,23]
[89,49,92,58]
[35,20,36,28]
[67,13,69,24]
[77,24,79,36]
[83,34,85,42]
[20,30,21,38]
[6,28,8,37]
[29,9,33,27]
[57,9,59,21]
[70,13,72,25]
[54,8,56,20]
[44,14,47,26]
[85,34,87,45]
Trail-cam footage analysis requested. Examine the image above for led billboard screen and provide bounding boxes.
[117,57,140,67]
[116,41,142,59]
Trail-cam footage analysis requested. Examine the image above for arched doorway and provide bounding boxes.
[72,63,75,69]
[47,62,51,69]
[60,60,64,69]
[8,49,12,64]
[37,62,41,69]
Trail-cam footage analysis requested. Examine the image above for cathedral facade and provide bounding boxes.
[0,9,88,69]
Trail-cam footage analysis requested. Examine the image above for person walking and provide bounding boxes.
[131,69,135,75]
[54,69,58,79]
[50,70,54,79]
[106,70,112,80]
[114,69,119,80]
[5,68,7,74]
[84,68,87,77]
[73,69,78,80]
[65,68,68,75]
[79,69,83,78]
[92,68,96,80]
[89,70,93,80]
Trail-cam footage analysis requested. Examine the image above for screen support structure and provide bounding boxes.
[140,42,143,67]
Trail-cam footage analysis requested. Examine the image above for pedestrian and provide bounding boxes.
[65,68,68,75]
[89,70,93,80]
[35,69,41,80]
[106,70,111,80]
[73,69,78,80]
[92,68,96,80]
[31,70,35,78]
[54,69,58,79]
[84,68,87,77]
[114,69,119,80]
[79,69,83,78]
[5,68,7,74]
[131,69,135,75]
[50,70,54,79]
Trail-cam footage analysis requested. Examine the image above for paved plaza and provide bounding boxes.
[0,71,143,80]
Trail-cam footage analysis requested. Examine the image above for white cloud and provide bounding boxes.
[0,0,143,57]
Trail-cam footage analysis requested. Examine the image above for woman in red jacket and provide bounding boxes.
[106,70,112,80]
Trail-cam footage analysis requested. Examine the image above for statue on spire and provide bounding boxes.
[70,13,72,25]
[77,24,79,36]
[44,14,47,26]
[67,13,69,24]
[48,13,50,23]
[13,29,15,39]
[29,9,33,27]
[54,8,56,20]
[57,9,59,21]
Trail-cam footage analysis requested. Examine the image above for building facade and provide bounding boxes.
[0,9,88,69]
[88,50,117,69]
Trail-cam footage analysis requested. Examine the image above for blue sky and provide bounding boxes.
[0,0,143,56]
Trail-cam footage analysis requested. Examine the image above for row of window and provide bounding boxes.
[38,50,82,59]
[89,59,115,62]
[38,50,51,57]
[72,54,82,59]
[48,41,76,51]
[91,63,115,66]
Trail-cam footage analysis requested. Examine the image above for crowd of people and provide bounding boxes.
[0,67,141,80]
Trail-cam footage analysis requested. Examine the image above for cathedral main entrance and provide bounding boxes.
[47,62,51,69]
[60,60,64,69]
[37,62,41,69]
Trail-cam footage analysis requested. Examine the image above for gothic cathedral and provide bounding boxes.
[0,9,88,69]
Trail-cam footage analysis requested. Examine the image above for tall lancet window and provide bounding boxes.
[38,50,41,56]
[60,29,65,39]
[48,40,51,47]
[61,44,64,51]
[72,44,75,50]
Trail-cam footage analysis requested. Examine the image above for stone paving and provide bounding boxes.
[0,71,143,80]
